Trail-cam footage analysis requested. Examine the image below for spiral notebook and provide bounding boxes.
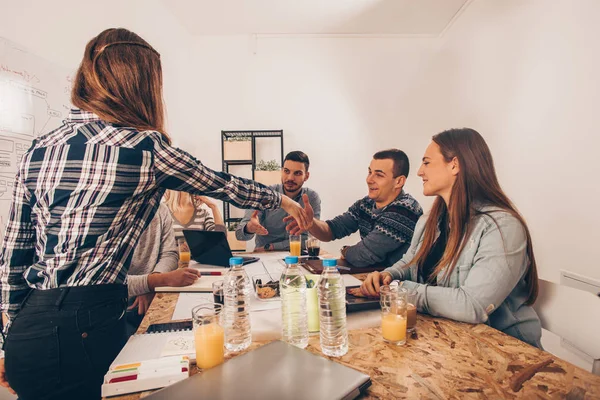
[111,323,195,368]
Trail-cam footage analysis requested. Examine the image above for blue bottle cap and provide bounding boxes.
[322,259,337,267]
[229,257,244,266]
[284,256,299,264]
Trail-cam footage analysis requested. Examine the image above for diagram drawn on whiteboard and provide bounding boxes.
[0,37,72,242]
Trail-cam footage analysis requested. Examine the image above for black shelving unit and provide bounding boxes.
[221,130,284,229]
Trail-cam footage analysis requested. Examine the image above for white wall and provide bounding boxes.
[179,36,439,251]
[0,0,196,157]
[400,0,600,284]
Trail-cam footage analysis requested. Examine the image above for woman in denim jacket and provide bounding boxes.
[361,128,542,347]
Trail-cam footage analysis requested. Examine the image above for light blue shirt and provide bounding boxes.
[385,205,542,348]
[236,184,321,250]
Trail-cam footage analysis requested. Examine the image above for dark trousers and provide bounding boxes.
[126,308,145,337]
[4,284,128,400]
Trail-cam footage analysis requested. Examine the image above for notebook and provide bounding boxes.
[102,355,190,397]
[146,341,372,400]
[154,275,223,292]
[146,320,193,334]
[111,325,195,368]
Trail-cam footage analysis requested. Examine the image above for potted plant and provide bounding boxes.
[226,222,247,251]
[223,135,252,160]
[254,159,281,186]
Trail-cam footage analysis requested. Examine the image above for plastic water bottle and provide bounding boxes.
[223,257,252,351]
[280,256,308,349]
[318,258,348,357]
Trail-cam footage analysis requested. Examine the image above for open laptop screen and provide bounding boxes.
[182,230,258,267]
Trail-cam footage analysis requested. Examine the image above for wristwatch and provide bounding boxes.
[340,245,348,257]
[264,244,272,251]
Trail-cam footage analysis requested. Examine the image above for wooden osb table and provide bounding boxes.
[110,290,600,400]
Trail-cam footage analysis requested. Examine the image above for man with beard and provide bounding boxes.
[236,151,321,251]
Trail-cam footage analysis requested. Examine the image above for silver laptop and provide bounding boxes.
[146,341,371,400]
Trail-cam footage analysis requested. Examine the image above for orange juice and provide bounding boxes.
[381,313,407,344]
[194,323,225,369]
[289,241,301,256]
[180,251,191,263]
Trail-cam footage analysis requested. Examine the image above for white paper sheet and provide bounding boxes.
[243,261,268,278]
[171,293,213,320]
[262,259,286,278]
[171,287,281,321]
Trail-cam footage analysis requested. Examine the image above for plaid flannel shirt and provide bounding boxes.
[0,109,281,321]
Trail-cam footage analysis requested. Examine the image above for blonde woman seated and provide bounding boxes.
[164,190,226,242]
[360,128,542,348]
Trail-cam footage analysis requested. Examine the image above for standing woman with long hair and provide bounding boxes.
[361,128,542,348]
[0,28,307,400]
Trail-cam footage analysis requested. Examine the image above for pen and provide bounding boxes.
[199,271,223,276]
[336,265,350,271]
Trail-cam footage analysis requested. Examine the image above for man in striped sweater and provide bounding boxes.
[287,149,422,268]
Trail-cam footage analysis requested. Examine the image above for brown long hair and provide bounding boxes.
[71,28,170,143]
[411,128,538,304]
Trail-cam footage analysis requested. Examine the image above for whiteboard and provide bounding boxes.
[0,37,72,242]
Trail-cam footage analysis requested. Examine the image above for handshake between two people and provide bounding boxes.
[245,194,315,237]
[283,194,314,235]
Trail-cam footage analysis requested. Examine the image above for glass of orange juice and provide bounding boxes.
[380,286,407,345]
[178,238,191,263]
[289,234,301,256]
[192,303,224,370]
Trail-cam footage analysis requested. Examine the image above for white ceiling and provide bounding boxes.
[163,0,470,36]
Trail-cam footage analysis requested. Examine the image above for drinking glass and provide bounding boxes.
[380,286,407,345]
[178,238,191,263]
[406,290,417,333]
[306,236,320,259]
[289,234,301,256]
[192,303,224,369]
